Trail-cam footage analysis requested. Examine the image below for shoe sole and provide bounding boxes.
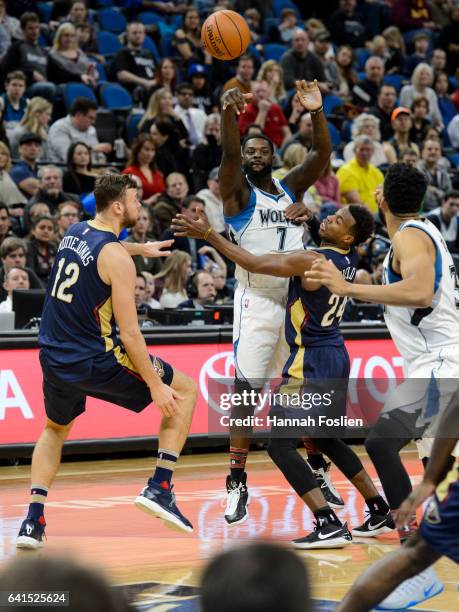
[16,536,43,549]
[328,501,345,509]
[292,536,352,550]
[375,582,444,610]
[224,494,250,526]
[134,496,193,534]
[351,525,395,537]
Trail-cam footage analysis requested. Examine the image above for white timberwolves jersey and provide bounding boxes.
[383,218,459,364]
[225,178,305,290]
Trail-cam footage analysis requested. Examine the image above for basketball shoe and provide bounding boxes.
[351,511,395,537]
[135,479,193,533]
[16,517,46,549]
[376,567,444,610]
[312,462,345,508]
[292,517,352,550]
[224,472,249,525]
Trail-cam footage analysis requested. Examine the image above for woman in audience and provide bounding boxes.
[139,88,188,140]
[256,60,287,106]
[314,160,341,206]
[173,7,210,67]
[47,22,98,87]
[25,214,58,287]
[409,97,432,146]
[150,58,178,96]
[0,142,27,206]
[123,204,161,274]
[343,113,388,167]
[400,63,443,130]
[382,26,406,74]
[63,142,98,196]
[122,134,165,205]
[273,143,306,180]
[433,71,457,128]
[155,250,192,308]
[334,45,358,101]
[9,98,53,160]
[55,201,81,241]
[141,271,162,309]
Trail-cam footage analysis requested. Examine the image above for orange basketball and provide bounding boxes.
[201,10,251,61]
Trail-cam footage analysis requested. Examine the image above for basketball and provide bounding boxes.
[201,10,251,61]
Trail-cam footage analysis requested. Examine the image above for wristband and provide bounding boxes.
[203,227,213,241]
[310,105,323,116]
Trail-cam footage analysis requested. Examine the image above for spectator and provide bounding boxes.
[189,64,216,114]
[122,134,165,205]
[174,82,207,148]
[401,147,420,166]
[1,70,28,138]
[433,70,457,127]
[55,201,81,240]
[382,26,406,74]
[9,96,53,160]
[68,1,98,56]
[155,250,192,308]
[1,12,56,101]
[124,204,161,274]
[427,190,459,254]
[427,0,452,30]
[48,97,112,164]
[0,0,21,56]
[173,7,209,68]
[279,28,327,92]
[28,202,51,225]
[334,45,358,101]
[452,67,459,111]
[28,165,80,215]
[178,270,216,309]
[135,271,150,309]
[256,60,287,106]
[315,160,341,206]
[368,84,398,141]
[244,8,262,46]
[111,22,156,105]
[343,113,388,167]
[405,32,431,74]
[399,62,443,129]
[190,113,222,192]
[141,270,161,309]
[62,142,98,196]
[0,141,27,207]
[0,202,14,246]
[140,88,182,133]
[47,22,97,87]
[0,265,29,312]
[384,106,420,163]
[273,143,307,180]
[284,92,308,133]
[328,0,367,48]
[417,138,453,211]
[336,135,384,213]
[391,0,434,32]
[223,54,255,95]
[0,236,41,301]
[275,8,299,44]
[238,80,291,149]
[431,47,447,73]
[154,172,189,236]
[438,2,459,73]
[149,117,182,177]
[10,132,41,198]
[200,542,311,612]
[447,113,459,147]
[24,214,57,286]
[352,56,385,109]
[281,112,313,154]
[211,264,233,304]
[150,58,177,96]
[196,167,226,234]
[160,195,206,269]
[409,96,432,145]
[313,30,341,93]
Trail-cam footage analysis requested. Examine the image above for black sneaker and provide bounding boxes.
[312,462,344,508]
[135,479,193,533]
[292,518,352,550]
[16,517,46,549]
[351,512,395,537]
[224,472,249,526]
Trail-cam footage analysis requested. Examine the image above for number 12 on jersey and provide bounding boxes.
[50,258,80,303]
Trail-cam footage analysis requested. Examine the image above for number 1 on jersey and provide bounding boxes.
[50,258,80,303]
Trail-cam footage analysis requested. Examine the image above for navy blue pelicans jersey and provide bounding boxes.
[282,246,358,379]
[39,221,120,380]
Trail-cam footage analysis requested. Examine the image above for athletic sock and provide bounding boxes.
[151,449,178,490]
[303,439,327,470]
[27,485,48,522]
[314,506,341,526]
[366,494,390,515]
[230,446,248,482]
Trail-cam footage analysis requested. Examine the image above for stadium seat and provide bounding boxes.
[64,83,97,110]
[323,94,343,116]
[383,74,404,92]
[98,8,127,34]
[94,61,107,83]
[126,112,144,144]
[100,83,133,112]
[272,0,301,18]
[357,48,371,71]
[448,153,459,168]
[95,109,117,143]
[263,44,288,62]
[138,12,162,25]
[37,2,52,22]
[327,122,341,147]
[143,36,161,64]
[96,31,122,56]
[263,17,280,36]
[160,33,175,57]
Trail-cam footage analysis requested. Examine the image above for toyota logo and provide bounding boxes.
[199,351,235,413]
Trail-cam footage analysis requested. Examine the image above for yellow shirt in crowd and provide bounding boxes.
[336,158,384,213]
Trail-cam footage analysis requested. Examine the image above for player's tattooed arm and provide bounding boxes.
[122,240,174,258]
[219,88,252,217]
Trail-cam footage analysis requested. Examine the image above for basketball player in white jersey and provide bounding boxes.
[220,80,339,525]
[306,163,459,608]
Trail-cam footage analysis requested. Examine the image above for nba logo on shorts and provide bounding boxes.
[423,497,441,525]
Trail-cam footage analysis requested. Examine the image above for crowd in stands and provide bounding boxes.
[0,0,458,326]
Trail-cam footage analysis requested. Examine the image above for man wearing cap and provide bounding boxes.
[9,133,41,198]
[383,107,420,163]
[189,64,216,115]
[313,30,340,93]
[197,168,226,234]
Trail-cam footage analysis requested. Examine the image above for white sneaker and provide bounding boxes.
[376,567,444,610]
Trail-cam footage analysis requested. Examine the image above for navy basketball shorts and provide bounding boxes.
[420,479,459,563]
[40,351,174,426]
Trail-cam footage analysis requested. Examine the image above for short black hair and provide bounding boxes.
[20,12,39,30]
[182,195,205,209]
[177,82,193,94]
[70,97,98,116]
[242,134,274,154]
[383,163,427,215]
[0,202,9,216]
[444,190,459,201]
[348,204,375,245]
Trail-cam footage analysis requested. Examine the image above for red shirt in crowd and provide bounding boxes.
[122,165,165,199]
[238,103,288,148]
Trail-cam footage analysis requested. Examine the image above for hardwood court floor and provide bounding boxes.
[1,448,458,611]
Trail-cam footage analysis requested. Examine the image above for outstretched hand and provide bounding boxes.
[221,88,253,115]
[138,240,174,258]
[295,79,323,112]
[171,212,211,239]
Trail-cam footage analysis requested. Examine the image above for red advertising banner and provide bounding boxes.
[0,339,403,446]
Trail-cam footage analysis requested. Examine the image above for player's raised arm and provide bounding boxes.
[172,213,319,277]
[219,88,252,216]
[282,80,332,201]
